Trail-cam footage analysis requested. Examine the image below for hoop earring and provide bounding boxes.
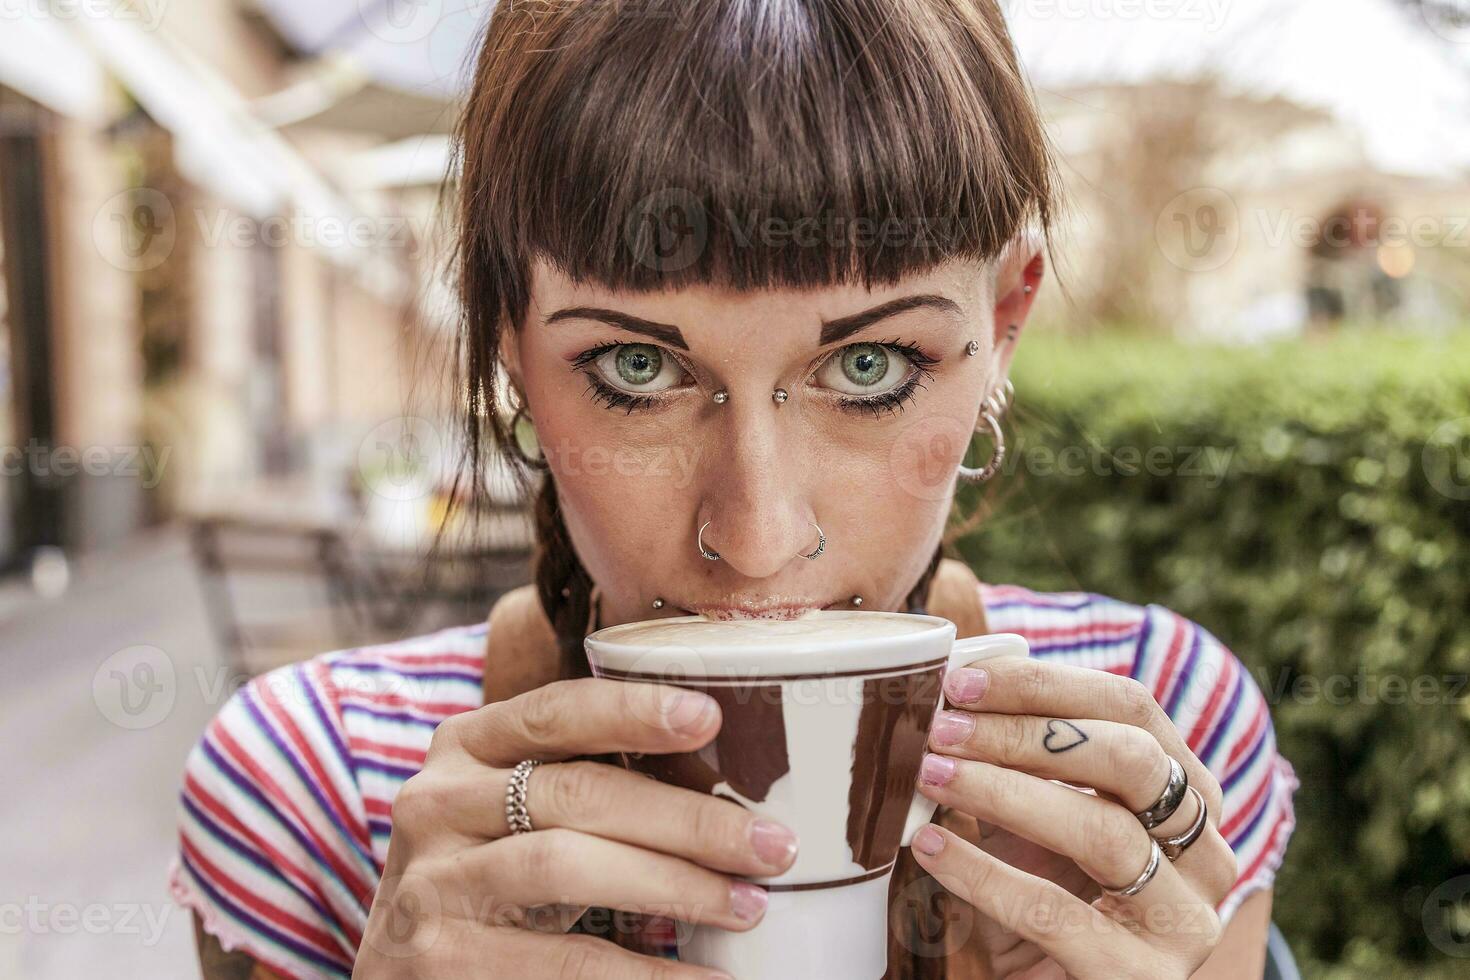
[508,404,549,470]
[957,379,1013,484]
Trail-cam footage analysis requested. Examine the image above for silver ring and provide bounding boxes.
[505,759,543,835]
[1103,838,1163,898]
[798,522,825,560]
[1157,786,1208,860]
[1135,756,1188,831]
[698,520,721,561]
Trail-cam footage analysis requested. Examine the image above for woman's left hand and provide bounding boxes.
[910,657,1239,980]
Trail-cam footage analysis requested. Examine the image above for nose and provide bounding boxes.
[695,409,815,580]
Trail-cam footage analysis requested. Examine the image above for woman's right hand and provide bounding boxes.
[353,677,799,978]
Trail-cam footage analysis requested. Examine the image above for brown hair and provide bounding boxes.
[445,1,1057,974]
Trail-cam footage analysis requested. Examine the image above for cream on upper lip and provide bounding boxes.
[677,595,836,621]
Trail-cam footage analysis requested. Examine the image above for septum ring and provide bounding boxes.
[697,521,827,561]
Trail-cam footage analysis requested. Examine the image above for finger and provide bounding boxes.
[907,823,1152,979]
[941,659,1225,818]
[918,755,1205,936]
[1148,788,1239,906]
[429,678,721,767]
[930,712,1173,814]
[466,927,729,979]
[464,827,771,933]
[397,760,798,877]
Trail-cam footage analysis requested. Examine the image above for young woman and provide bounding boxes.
[172,2,1296,977]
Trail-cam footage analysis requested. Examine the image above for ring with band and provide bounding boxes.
[1103,838,1163,898]
[505,759,543,835]
[1135,756,1189,830]
[1157,785,1209,860]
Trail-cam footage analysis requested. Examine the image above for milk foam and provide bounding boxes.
[594,609,935,648]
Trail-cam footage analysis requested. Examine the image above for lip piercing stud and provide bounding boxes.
[652,597,665,610]
[712,390,728,404]
[851,595,863,607]
[965,340,980,356]
[772,388,788,405]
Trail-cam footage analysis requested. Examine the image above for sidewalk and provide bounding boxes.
[1,528,277,977]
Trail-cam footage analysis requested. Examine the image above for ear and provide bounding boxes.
[990,232,1047,379]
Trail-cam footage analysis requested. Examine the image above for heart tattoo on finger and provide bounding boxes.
[1042,719,1089,754]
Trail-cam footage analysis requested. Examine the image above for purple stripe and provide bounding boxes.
[180,852,354,977]
[1129,608,1155,680]
[1224,774,1275,850]
[1026,632,1143,657]
[355,757,421,781]
[340,703,443,729]
[241,688,377,874]
[303,664,364,798]
[368,818,394,837]
[1196,666,1244,766]
[331,661,482,685]
[1222,722,1269,792]
[181,793,340,932]
[1163,628,1203,717]
[200,738,357,905]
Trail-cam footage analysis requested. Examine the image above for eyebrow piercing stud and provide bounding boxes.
[772,388,789,405]
[712,389,729,405]
[966,340,980,356]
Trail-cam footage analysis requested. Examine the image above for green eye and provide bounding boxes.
[816,342,909,396]
[841,344,889,387]
[615,344,662,386]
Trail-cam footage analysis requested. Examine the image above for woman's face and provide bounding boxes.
[504,253,1041,626]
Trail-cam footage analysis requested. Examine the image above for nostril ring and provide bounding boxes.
[698,520,722,561]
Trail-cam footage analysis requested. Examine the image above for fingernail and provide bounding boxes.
[920,753,957,786]
[730,880,769,922]
[749,818,798,869]
[664,691,716,733]
[945,667,989,704]
[930,710,974,746]
[912,825,946,856]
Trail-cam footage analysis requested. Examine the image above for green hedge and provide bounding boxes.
[955,331,1470,978]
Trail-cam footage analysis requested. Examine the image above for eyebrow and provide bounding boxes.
[543,307,690,350]
[819,294,964,345]
[543,293,963,351]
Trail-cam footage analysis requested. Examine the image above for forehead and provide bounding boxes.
[527,257,993,336]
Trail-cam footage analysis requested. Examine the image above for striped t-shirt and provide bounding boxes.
[169,583,1298,978]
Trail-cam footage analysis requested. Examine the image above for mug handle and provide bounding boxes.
[900,632,1031,847]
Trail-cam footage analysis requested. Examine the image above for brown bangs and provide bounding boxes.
[453,0,1058,331]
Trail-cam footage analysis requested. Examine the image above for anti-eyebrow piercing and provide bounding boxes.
[712,389,729,405]
[772,388,789,405]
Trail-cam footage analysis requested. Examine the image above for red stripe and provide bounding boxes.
[1186,651,1238,751]
[185,773,334,922]
[364,797,394,818]
[350,736,430,765]
[214,724,374,905]
[361,651,484,669]
[1225,701,1268,775]
[258,677,372,854]
[1022,621,1142,644]
[1220,765,1273,839]
[181,835,352,963]
[1230,805,1292,897]
[1151,612,1192,705]
[335,688,469,717]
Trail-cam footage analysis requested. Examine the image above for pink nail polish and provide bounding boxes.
[920,753,957,786]
[945,667,989,704]
[730,880,769,922]
[912,825,946,856]
[749,819,798,868]
[930,710,974,746]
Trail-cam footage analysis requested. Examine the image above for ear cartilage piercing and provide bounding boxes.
[851,595,864,607]
[651,597,665,610]
[965,340,980,357]
[1023,284,1034,295]
[1007,324,1019,342]
[712,390,729,404]
[772,388,789,405]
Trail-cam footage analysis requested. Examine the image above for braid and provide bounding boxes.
[531,477,595,682]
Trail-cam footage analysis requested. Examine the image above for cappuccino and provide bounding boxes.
[589,609,938,650]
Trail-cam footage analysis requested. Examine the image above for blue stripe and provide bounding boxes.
[181,793,342,934]
[1129,608,1155,680]
[180,852,354,977]
[1163,627,1203,717]
[1197,667,1244,767]
[1026,632,1142,657]
[1222,722,1269,793]
[241,688,378,875]
[340,703,443,730]
[199,738,359,907]
[331,661,482,685]
[303,665,364,795]
[1224,777,1275,850]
